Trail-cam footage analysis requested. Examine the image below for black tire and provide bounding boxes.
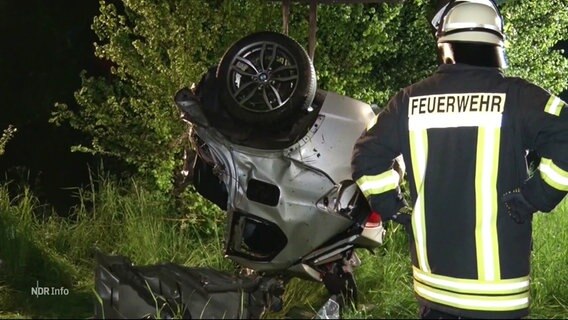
[217,31,317,127]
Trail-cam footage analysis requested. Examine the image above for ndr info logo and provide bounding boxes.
[31,281,69,298]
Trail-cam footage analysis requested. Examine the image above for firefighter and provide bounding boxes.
[351,0,568,318]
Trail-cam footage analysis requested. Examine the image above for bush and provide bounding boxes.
[51,0,568,192]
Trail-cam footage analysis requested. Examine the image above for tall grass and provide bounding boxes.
[0,175,229,318]
[0,176,567,319]
[530,199,568,319]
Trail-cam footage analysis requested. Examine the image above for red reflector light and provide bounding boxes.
[367,211,381,224]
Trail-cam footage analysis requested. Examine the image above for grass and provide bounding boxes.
[528,198,568,319]
[0,176,229,319]
[0,176,567,319]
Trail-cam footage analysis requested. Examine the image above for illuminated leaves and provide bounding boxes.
[52,0,568,191]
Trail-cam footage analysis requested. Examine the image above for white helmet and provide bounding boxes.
[432,0,507,68]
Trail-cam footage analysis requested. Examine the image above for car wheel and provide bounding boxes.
[217,31,317,127]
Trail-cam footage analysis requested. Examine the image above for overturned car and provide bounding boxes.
[94,31,395,319]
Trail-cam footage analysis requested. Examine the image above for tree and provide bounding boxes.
[503,0,568,93]
[51,0,285,191]
[51,0,568,192]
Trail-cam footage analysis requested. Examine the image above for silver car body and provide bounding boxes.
[192,91,377,272]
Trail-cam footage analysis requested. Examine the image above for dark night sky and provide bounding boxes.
[0,0,566,214]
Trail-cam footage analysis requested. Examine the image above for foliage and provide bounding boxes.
[0,125,17,156]
[314,0,436,104]
[50,0,568,191]
[50,0,284,191]
[502,0,568,92]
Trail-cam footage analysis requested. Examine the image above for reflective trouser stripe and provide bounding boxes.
[413,267,530,295]
[409,129,430,272]
[356,169,400,198]
[544,96,566,116]
[414,280,530,311]
[475,127,501,281]
[539,158,568,191]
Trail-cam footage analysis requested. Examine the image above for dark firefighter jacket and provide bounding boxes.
[351,63,568,319]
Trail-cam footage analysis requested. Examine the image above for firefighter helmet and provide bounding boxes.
[434,0,507,68]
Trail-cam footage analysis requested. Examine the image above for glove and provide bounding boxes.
[393,192,411,221]
[392,210,411,226]
[502,188,537,224]
[369,191,412,232]
[392,200,412,234]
